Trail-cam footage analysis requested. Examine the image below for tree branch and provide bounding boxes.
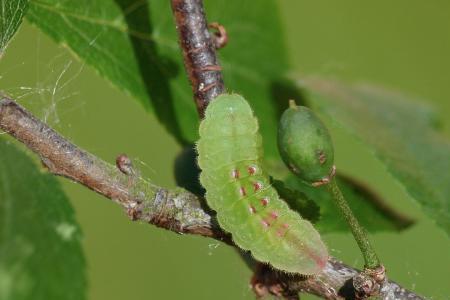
[0,97,228,242]
[0,97,423,300]
[171,0,225,117]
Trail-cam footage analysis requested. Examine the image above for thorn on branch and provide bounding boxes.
[116,153,135,175]
[209,22,228,49]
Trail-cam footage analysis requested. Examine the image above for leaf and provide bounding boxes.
[26,0,288,157]
[283,173,414,234]
[0,138,86,300]
[267,154,414,233]
[298,77,450,236]
[0,0,29,56]
[271,179,320,224]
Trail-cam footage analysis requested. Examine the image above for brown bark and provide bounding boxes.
[171,0,225,117]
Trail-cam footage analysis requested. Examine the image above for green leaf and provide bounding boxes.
[271,179,320,224]
[283,174,414,234]
[0,0,29,55]
[0,138,86,300]
[299,77,450,236]
[26,0,287,157]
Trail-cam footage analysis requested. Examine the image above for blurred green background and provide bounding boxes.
[1,1,450,299]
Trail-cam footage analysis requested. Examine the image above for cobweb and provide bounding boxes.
[1,28,86,131]
[0,22,166,182]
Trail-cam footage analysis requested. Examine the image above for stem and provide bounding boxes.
[326,178,380,269]
[171,0,225,117]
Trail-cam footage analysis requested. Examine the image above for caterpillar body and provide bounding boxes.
[197,94,328,274]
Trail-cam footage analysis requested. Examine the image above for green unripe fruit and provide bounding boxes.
[278,100,335,186]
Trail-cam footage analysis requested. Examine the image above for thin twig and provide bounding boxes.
[0,87,423,300]
[171,0,225,117]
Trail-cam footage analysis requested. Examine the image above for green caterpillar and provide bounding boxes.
[197,94,328,274]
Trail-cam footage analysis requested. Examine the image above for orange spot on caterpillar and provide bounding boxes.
[239,187,247,197]
[253,181,263,192]
[261,220,270,228]
[269,211,278,219]
[260,197,269,206]
[248,165,257,175]
[249,205,256,214]
[277,223,290,237]
[277,230,285,237]
[231,169,240,179]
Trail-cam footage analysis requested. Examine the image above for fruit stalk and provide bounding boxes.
[326,178,380,269]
